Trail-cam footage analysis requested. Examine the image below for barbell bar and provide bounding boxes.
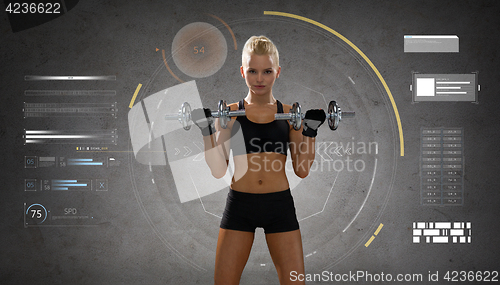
[164,102,192,130]
[215,101,305,130]
[165,100,355,131]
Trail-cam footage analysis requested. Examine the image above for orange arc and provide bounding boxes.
[162,49,185,83]
[206,13,238,50]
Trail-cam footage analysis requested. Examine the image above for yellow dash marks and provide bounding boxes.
[263,11,404,156]
[374,223,384,236]
[365,236,376,247]
[365,223,384,247]
[129,83,142,108]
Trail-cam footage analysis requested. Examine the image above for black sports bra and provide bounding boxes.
[230,99,290,156]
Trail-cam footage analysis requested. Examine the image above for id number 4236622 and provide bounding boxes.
[444,271,498,282]
[6,2,61,14]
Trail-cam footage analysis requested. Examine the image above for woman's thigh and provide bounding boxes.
[265,229,305,285]
[214,228,255,285]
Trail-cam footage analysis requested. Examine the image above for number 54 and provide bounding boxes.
[194,46,205,54]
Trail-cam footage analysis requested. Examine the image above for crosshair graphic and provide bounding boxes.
[127,12,397,273]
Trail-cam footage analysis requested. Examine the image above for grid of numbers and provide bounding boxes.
[420,128,464,206]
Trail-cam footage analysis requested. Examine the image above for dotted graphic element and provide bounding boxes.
[413,222,471,244]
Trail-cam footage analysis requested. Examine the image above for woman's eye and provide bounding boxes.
[249,70,256,74]
[265,70,272,74]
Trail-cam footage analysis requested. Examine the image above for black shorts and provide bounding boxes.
[220,188,300,234]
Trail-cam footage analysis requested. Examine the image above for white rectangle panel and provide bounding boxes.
[435,222,451,229]
[416,78,435,96]
[450,229,464,236]
[423,229,440,236]
[433,236,449,243]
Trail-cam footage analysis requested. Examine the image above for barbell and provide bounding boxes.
[165,100,355,131]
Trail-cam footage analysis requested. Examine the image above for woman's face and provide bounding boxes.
[240,53,281,97]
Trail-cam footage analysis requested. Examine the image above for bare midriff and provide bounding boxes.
[230,152,289,194]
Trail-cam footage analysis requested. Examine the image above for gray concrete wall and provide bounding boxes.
[1,0,499,284]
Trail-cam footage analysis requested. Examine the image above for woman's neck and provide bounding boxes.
[244,91,276,105]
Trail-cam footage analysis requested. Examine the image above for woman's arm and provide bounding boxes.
[289,125,316,178]
[288,106,326,178]
[286,103,316,178]
[195,104,237,179]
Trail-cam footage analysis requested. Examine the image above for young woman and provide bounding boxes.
[191,36,326,285]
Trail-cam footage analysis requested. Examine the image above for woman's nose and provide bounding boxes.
[257,73,263,82]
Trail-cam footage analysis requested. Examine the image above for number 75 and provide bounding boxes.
[31,209,42,219]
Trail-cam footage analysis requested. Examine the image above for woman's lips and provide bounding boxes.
[254,85,265,88]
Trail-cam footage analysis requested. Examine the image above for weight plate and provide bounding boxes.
[291,102,302,130]
[328,100,339,130]
[218,100,229,129]
[179,102,191,131]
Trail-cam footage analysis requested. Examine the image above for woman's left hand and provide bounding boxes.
[302,109,326,137]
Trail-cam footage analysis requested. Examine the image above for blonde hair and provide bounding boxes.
[242,35,279,67]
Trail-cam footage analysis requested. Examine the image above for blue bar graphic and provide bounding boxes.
[52,184,88,187]
[67,162,103,166]
[68,158,94,162]
[52,187,69,190]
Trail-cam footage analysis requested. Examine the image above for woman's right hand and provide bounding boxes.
[191,108,216,136]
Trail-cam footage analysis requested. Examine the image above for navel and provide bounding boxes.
[258,180,263,185]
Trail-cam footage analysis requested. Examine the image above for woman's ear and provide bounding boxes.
[240,66,245,78]
[276,66,281,78]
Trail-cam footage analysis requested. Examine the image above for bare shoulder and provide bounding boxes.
[281,102,292,113]
[227,102,239,111]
